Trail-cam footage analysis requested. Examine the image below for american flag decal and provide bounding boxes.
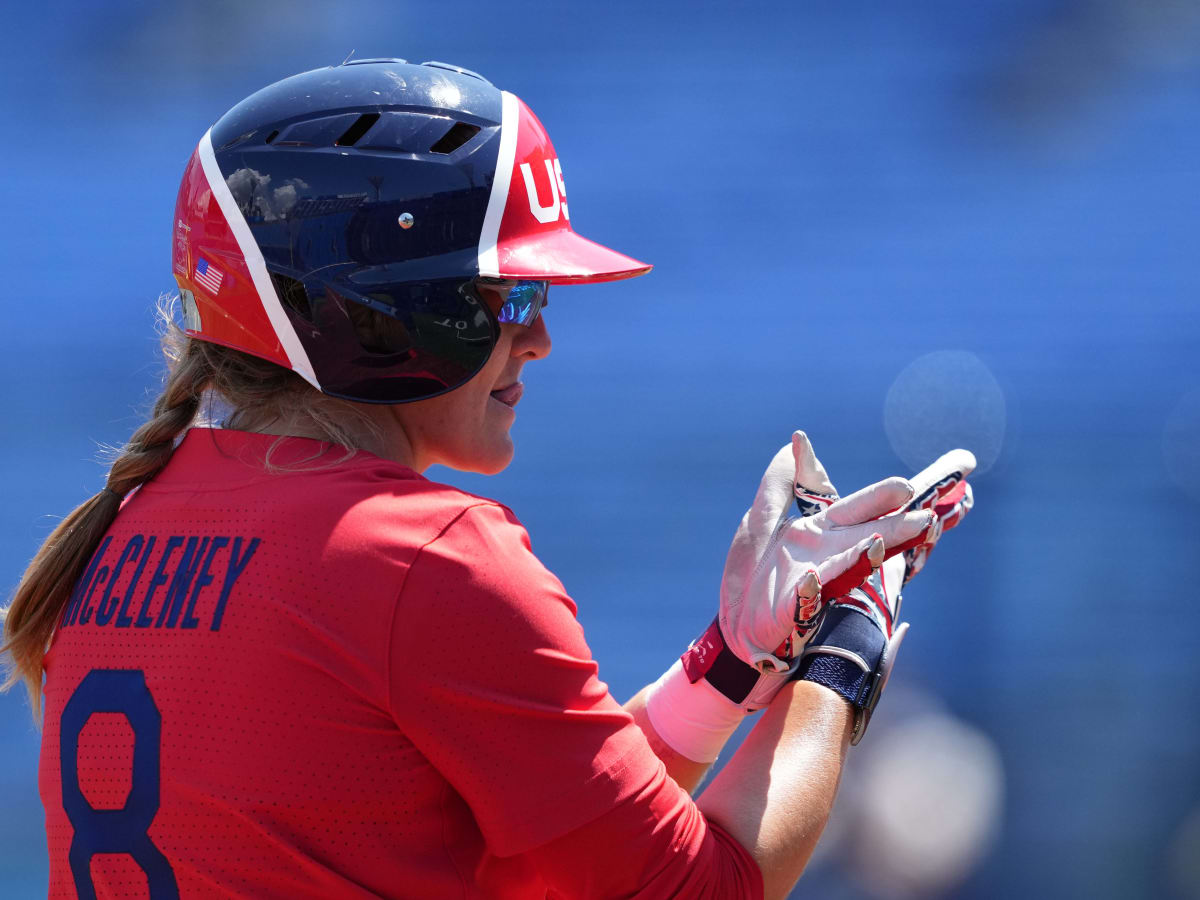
[194,257,224,295]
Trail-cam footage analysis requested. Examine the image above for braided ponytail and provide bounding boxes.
[0,336,211,719]
[2,295,395,718]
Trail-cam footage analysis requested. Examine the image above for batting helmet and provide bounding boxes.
[172,58,650,403]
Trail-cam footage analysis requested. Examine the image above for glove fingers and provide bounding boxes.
[749,442,803,534]
[908,449,976,511]
[763,568,823,664]
[791,431,838,498]
[791,568,824,642]
[840,505,934,552]
[874,508,938,559]
[900,482,974,582]
[819,532,885,599]
[938,478,968,507]
[825,477,915,526]
[936,481,974,533]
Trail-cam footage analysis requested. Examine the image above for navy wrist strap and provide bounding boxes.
[797,653,872,707]
[794,604,893,745]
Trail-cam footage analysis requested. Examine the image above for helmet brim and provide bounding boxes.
[492,227,652,284]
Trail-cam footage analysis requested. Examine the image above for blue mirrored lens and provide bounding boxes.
[496,280,548,326]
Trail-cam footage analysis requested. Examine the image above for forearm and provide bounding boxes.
[624,685,713,794]
[696,679,853,900]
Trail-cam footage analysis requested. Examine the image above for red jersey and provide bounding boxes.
[39,428,761,899]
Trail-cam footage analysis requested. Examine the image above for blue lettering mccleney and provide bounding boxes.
[115,535,153,628]
[182,537,228,629]
[136,537,184,628]
[210,537,260,631]
[77,565,109,627]
[94,537,143,626]
[64,533,261,632]
[155,537,210,629]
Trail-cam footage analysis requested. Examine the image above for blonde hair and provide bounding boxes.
[1,300,379,718]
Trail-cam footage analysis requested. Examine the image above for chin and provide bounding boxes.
[474,455,513,476]
[444,437,515,476]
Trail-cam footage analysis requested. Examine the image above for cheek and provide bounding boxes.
[441,339,508,418]
[399,336,517,472]
[493,326,519,359]
[473,337,512,403]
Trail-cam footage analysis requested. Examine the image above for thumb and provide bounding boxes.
[747,442,801,535]
[792,431,838,515]
[936,481,974,533]
[909,448,976,510]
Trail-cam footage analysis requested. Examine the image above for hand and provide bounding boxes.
[719,432,931,668]
[645,433,934,763]
[796,448,977,744]
[901,448,975,581]
[683,433,933,709]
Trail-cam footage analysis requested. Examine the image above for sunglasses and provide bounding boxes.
[476,278,549,327]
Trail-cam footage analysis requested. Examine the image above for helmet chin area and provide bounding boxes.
[277,275,499,404]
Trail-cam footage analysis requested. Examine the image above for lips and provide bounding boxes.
[490,382,524,408]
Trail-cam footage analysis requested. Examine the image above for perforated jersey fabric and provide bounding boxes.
[39,428,761,899]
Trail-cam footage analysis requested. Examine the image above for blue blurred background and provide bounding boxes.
[3,1,1199,897]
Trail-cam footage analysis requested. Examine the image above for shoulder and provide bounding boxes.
[334,466,525,558]
[306,459,545,599]
[148,428,530,573]
[403,498,553,595]
[394,490,575,624]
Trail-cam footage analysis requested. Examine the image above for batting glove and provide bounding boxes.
[901,448,975,582]
[796,449,976,744]
[645,432,934,762]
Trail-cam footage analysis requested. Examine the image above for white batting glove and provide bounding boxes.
[716,431,932,673]
[796,448,977,744]
[645,432,934,762]
[901,448,975,582]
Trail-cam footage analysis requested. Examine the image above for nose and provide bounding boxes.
[509,314,552,361]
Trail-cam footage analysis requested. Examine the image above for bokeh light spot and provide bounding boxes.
[854,713,1004,898]
[884,351,1006,476]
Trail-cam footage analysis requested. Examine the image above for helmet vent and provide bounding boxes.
[429,122,480,154]
[420,61,492,85]
[264,129,279,144]
[335,113,381,147]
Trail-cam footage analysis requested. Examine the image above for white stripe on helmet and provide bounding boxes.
[197,129,320,390]
[477,91,519,278]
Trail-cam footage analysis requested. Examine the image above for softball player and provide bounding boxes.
[2,59,972,899]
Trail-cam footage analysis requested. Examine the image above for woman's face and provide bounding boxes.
[387,282,553,474]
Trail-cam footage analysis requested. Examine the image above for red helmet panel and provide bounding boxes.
[172,147,291,368]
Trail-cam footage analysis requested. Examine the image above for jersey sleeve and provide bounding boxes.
[385,503,762,899]
[387,501,655,855]
[530,767,764,899]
